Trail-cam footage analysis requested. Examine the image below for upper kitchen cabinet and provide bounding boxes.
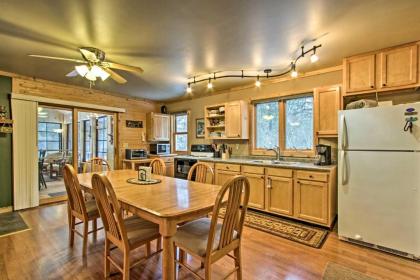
[314,85,341,137]
[380,44,418,89]
[344,54,376,93]
[146,112,170,141]
[205,100,249,140]
[343,42,420,96]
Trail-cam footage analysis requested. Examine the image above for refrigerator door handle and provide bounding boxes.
[340,151,348,185]
[340,115,348,150]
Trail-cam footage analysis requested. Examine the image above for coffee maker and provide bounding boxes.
[315,144,331,165]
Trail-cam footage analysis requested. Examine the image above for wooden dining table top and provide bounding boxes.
[77,169,222,218]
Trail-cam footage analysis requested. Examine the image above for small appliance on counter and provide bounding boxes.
[149,143,170,155]
[125,149,147,160]
[315,144,331,165]
[175,144,214,179]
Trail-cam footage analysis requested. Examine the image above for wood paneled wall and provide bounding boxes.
[3,71,159,169]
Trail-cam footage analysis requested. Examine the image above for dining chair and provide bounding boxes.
[82,157,111,173]
[173,175,250,280]
[63,164,102,256]
[149,158,166,175]
[187,162,214,184]
[91,173,162,280]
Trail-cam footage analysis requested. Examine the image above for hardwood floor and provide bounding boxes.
[0,203,419,280]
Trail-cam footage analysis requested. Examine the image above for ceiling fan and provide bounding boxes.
[28,47,144,84]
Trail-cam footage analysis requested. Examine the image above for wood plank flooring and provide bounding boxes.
[0,203,419,279]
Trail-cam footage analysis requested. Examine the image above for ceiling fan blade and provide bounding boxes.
[66,69,78,77]
[28,54,86,64]
[105,62,144,74]
[79,48,98,62]
[103,68,127,84]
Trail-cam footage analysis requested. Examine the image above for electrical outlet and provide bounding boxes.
[236,144,239,150]
[123,143,129,148]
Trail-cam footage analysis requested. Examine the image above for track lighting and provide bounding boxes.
[186,44,322,90]
[291,63,298,78]
[255,76,261,87]
[310,48,319,63]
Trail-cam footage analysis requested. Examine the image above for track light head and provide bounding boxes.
[310,48,319,63]
[186,84,192,94]
[207,78,213,89]
[291,63,298,78]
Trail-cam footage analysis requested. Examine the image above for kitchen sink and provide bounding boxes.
[249,160,298,165]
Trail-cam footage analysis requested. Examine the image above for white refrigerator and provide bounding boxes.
[338,102,420,259]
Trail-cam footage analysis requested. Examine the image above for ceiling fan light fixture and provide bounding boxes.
[85,70,97,81]
[75,65,89,77]
[91,65,110,81]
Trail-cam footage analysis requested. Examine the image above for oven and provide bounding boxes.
[174,158,198,179]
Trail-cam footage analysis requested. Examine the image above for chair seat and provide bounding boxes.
[85,199,100,219]
[124,216,160,247]
[173,218,238,257]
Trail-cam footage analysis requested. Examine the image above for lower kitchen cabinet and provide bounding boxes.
[215,169,240,186]
[243,172,265,209]
[294,179,328,225]
[267,175,293,216]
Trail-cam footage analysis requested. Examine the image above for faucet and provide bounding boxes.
[267,146,281,161]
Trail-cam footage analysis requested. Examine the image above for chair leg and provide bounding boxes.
[204,259,212,280]
[69,215,75,247]
[123,249,130,280]
[82,220,89,256]
[146,242,151,257]
[179,248,185,265]
[104,239,111,278]
[157,237,162,251]
[92,219,97,240]
[234,247,242,280]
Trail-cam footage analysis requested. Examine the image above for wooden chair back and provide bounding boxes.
[149,158,166,175]
[82,157,111,173]
[63,164,87,218]
[92,173,128,249]
[187,162,214,184]
[207,175,250,255]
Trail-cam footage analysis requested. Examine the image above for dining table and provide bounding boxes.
[77,169,222,280]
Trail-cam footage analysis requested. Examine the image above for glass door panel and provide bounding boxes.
[77,111,115,172]
[37,105,72,204]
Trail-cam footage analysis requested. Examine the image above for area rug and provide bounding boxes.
[323,262,376,280]
[217,208,328,248]
[0,212,30,238]
[48,191,67,197]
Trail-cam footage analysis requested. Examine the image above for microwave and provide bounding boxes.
[125,149,147,159]
[149,143,170,155]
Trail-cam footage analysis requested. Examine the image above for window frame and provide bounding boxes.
[251,94,316,158]
[96,116,108,159]
[38,121,62,153]
[172,111,189,153]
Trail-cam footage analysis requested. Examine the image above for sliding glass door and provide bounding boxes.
[37,106,73,203]
[76,110,115,172]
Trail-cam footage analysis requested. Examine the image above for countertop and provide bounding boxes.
[174,155,336,171]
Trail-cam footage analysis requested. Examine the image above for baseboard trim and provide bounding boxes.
[0,206,13,213]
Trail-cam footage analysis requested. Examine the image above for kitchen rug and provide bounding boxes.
[0,212,30,238]
[323,262,376,280]
[217,208,329,248]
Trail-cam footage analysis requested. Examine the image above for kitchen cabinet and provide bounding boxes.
[215,163,241,185]
[344,54,376,93]
[343,42,420,96]
[294,179,328,225]
[266,175,293,216]
[147,112,170,141]
[314,86,341,137]
[380,44,418,89]
[244,173,265,209]
[205,100,249,140]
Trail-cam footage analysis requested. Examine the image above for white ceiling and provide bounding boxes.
[1,0,420,101]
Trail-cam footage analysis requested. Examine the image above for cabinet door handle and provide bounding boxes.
[382,83,386,86]
[267,178,272,189]
[261,176,264,179]
[309,175,313,178]
[370,85,374,88]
